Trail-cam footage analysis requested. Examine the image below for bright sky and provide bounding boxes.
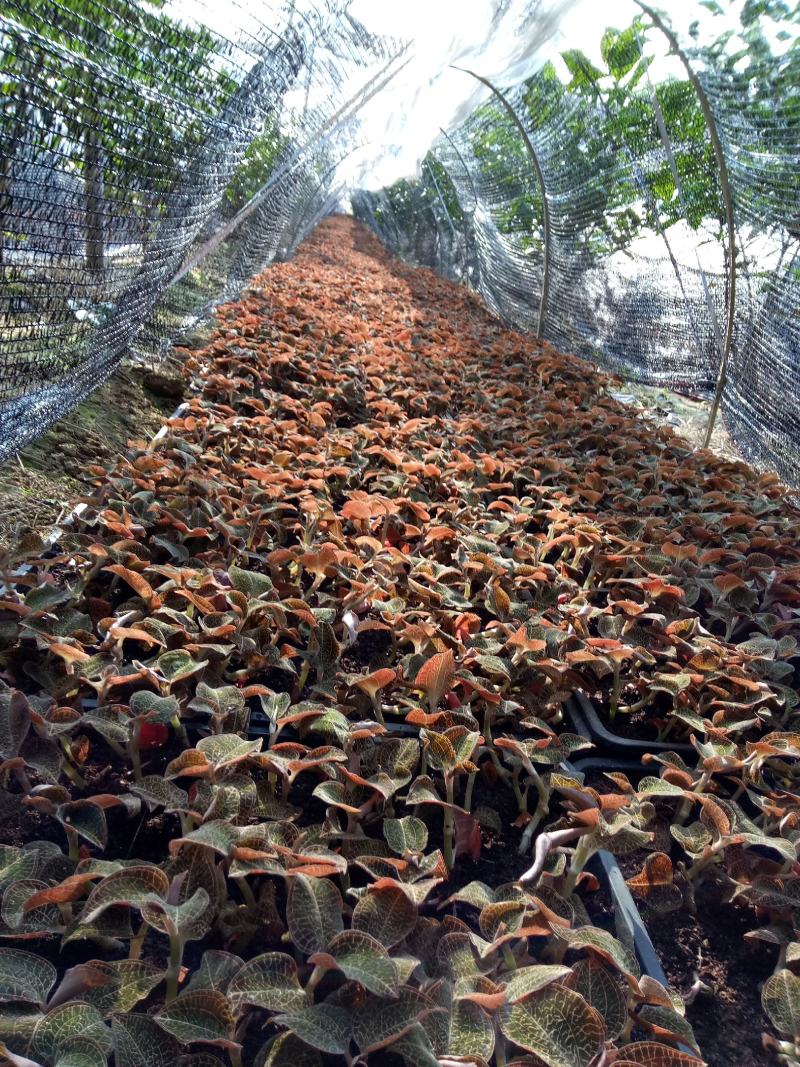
[168,0,760,191]
[341,0,701,189]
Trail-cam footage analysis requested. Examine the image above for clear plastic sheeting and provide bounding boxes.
[354,0,800,487]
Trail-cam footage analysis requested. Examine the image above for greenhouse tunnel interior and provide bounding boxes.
[0,1,800,1066]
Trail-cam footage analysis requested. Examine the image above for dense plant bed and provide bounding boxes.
[1,216,800,1067]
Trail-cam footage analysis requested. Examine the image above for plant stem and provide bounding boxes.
[501,943,517,971]
[128,738,143,784]
[464,771,476,812]
[494,1030,507,1067]
[129,920,149,960]
[511,765,526,814]
[65,826,80,862]
[305,964,326,1003]
[563,833,595,895]
[59,739,86,788]
[517,767,550,856]
[443,776,455,869]
[170,713,189,747]
[165,933,183,1003]
[609,664,621,722]
[370,695,386,727]
[236,876,257,909]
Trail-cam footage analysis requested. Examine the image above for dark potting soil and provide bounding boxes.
[586,848,775,1067]
[581,771,774,1065]
[644,900,774,1067]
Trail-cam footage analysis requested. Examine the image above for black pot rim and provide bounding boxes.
[565,692,694,759]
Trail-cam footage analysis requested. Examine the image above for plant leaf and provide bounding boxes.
[504,965,572,1002]
[112,1014,181,1067]
[351,883,417,947]
[227,953,305,1013]
[274,1005,352,1055]
[156,990,236,1047]
[352,988,440,1055]
[322,929,400,998]
[254,1032,322,1067]
[762,968,800,1038]
[286,875,344,955]
[80,867,169,924]
[0,947,56,1004]
[499,984,604,1067]
[383,817,428,856]
[414,650,455,711]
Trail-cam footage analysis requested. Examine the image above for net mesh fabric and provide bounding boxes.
[0,0,798,485]
[355,2,799,485]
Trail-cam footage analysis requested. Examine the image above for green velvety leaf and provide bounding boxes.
[499,984,604,1067]
[51,1035,109,1067]
[638,777,686,797]
[448,998,494,1059]
[62,907,134,949]
[0,689,31,759]
[504,965,572,1002]
[383,817,428,856]
[352,988,440,1054]
[58,803,107,851]
[65,960,162,1017]
[184,951,244,995]
[80,866,169,924]
[613,1041,705,1064]
[155,651,208,684]
[2,879,62,936]
[763,968,800,1038]
[112,1013,181,1067]
[254,1032,322,1067]
[189,683,245,721]
[156,990,235,1046]
[195,734,261,769]
[351,883,417,947]
[0,846,39,891]
[229,565,273,598]
[325,929,400,998]
[129,692,180,721]
[568,957,627,1039]
[670,821,711,856]
[0,947,57,1003]
[0,1001,42,1049]
[141,887,211,940]
[171,820,239,858]
[129,777,189,812]
[227,952,305,1012]
[274,1004,352,1055]
[391,1022,441,1067]
[638,1004,699,1050]
[286,875,343,955]
[552,924,640,980]
[436,931,480,980]
[30,1002,111,1063]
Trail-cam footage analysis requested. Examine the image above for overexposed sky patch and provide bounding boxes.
[165,0,772,191]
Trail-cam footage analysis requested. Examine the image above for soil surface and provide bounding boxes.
[608,380,741,462]
[584,851,773,1067]
[0,361,185,547]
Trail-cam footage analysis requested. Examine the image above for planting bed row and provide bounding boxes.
[1,216,799,1067]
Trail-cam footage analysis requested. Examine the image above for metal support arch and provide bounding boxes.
[635,1,737,449]
[451,66,551,341]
